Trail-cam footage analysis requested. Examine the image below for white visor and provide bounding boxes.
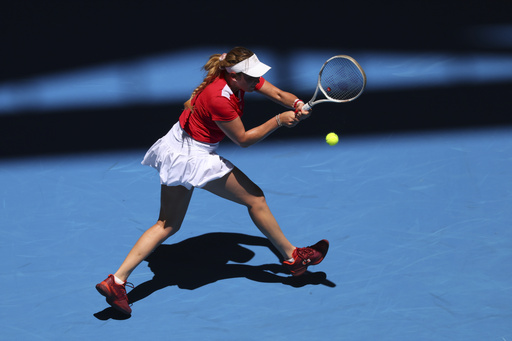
[225,54,271,77]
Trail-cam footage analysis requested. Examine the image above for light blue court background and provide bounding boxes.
[1,127,511,340]
[2,47,512,114]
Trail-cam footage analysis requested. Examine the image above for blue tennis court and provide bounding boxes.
[1,126,511,340]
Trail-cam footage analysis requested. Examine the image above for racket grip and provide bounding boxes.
[302,102,312,111]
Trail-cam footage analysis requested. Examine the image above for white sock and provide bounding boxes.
[286,257,294,263]
[114,275,125,285]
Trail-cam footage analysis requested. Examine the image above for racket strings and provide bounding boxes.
[320,58,365,101]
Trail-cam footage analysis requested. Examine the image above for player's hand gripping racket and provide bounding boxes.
[302,55,366,111]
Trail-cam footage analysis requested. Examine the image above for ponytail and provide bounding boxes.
[184,47,254,110]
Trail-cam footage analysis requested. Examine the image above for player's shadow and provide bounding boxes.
[94,232,335,320]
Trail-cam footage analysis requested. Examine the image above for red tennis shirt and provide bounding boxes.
[179,75,265,144]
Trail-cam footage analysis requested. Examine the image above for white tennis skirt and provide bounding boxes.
[141,122,234,190]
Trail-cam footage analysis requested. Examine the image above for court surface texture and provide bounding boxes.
[1,127,511,340]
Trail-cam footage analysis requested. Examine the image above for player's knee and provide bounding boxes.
[155,219,181,236]
[247,191,268,210]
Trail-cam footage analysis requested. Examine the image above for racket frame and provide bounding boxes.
[303,55,366,111]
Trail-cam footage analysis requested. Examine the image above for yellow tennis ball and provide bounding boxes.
[326,132,339,146]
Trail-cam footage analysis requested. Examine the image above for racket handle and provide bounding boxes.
[302,102,312,111]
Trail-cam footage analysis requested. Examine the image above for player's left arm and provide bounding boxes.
[256,79,311,119]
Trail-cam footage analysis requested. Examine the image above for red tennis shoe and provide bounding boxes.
[96,274,133,315]
[283,239,329,276]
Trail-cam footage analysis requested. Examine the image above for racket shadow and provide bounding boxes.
[94,232,335,320]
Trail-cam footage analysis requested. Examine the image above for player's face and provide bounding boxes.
[236,73,260,92]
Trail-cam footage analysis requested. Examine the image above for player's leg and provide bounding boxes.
[96,184,193,314]
[114,184,194,281]
[202,167,296,260]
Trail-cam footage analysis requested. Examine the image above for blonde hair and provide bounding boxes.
[184,47,254,110]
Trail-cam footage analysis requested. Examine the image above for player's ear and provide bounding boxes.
[226,72,238,80]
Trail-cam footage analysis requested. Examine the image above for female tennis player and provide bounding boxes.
[96,47,329,315]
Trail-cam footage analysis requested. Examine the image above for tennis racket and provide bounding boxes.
[301,55,366,111]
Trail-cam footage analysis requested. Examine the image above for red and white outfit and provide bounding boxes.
[141,75,265,189]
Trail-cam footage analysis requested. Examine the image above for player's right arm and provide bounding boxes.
[257,80,311,119]
[216,112,298,148]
